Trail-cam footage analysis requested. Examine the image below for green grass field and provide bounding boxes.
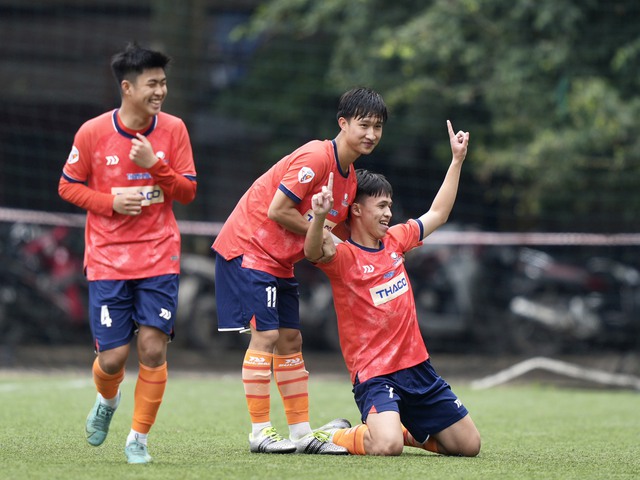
[0,370,638,480]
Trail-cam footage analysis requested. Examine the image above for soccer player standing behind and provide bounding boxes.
[212,87,387,454]
[58,42,197,464]
[304,121,481,456]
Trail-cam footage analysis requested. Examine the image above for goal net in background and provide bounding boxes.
[1,1,639,355]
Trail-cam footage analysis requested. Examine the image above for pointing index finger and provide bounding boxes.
[447,119,454,138]
[327,172,334,193]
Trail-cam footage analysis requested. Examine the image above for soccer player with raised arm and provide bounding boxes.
[303,121,481,456]
[212,88,387,454]
[58,42,197,464]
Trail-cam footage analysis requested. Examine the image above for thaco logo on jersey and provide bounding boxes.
[111,185,165,206]
[369,271,409,306]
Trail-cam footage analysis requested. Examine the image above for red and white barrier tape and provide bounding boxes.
[1,206,639,245]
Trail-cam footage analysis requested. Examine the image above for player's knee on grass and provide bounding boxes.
[460,433,481,457]
[439,430,481,457]
[368,431,404,456]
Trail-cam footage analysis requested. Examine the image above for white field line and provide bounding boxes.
[470,356,640,390]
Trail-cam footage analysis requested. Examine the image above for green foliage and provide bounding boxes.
[219,0,640,231]
[0,372,639,479]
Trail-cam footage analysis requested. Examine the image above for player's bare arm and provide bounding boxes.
[267,189,314,235]
[129,133,159,169]
[304,173,334,262]
[418,120,469,239]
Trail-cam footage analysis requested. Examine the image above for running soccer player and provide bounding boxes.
[212,87,387,454]
[58,42,197,464]
[304,121,481,456]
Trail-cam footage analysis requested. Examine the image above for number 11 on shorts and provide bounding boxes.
[266,286,277,308]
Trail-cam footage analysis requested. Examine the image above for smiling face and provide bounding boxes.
[121,67,167,120]
[340,115,384,157]
[351,193,393,247]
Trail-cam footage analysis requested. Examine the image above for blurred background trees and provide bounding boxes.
[215,0,640,231]
[1,0,638,232]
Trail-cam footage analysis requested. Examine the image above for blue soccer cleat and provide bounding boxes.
[85,391,120,446]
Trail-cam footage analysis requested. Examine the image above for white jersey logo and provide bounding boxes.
[369,271,409,306]
[246,355,270,366]
[298,167,315,184]
[67,146,79,164]
[277,357,303,368]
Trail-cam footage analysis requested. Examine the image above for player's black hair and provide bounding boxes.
[354,169,393,202]
[337,87,388,123]
[110,42,171,85]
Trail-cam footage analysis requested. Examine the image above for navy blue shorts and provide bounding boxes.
[214,253,300,332]
[353,360,469,443]
[88,274,178,352]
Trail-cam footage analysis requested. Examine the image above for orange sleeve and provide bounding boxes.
[148,160,197,205]
[58,177,114,216]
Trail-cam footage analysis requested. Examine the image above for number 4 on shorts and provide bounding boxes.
[100,305,113,327]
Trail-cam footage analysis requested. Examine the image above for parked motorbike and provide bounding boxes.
[499,247,640,355]
[0,222,88,356]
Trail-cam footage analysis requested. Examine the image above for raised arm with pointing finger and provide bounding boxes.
[418,120,469,239]
[305,172,335,262]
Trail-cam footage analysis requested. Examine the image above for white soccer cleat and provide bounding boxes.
[313,418,352,437]
[293,430,349,455]
[249,426,297,454]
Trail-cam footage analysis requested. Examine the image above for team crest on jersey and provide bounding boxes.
[156,151,167,162]
[298,167,315,184]
[390,252,403,266]
[67,146,79,164]
[342,193,349,206]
